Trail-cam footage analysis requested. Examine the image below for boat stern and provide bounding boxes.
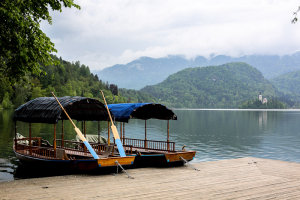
[164,151,196,163]
[97,156,135,168]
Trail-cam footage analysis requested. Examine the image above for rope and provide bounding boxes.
[180,156,200,171]
[115,161,134,179]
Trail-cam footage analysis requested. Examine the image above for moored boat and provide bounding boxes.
[13,96,135,173]
[107,103,196,167]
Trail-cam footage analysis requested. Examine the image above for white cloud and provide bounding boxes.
[41,0,300,70]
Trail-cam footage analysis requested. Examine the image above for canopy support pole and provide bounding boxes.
[29,123,32,155]
[14,121,17,150]
[54,124,57,157]
[84,121,87,152]
[98,121,101,144]
[167,120,170,151]
[144,120,147,149]
[61,120,64,148]
[123,123,125,145]
[107,121,110,145]
[120,122,123,142]
[81,121,84,135]
[84,121,86,137]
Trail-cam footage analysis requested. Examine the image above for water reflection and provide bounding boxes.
[258,111,267,129]
[1,109,300,181]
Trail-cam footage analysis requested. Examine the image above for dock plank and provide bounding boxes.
[1,157,300,200]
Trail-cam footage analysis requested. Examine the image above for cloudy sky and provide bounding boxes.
[41,0,300,71]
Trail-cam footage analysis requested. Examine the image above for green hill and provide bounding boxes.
[0,56,153,109]
[141,62,277,108]
[271,70,300,106]
[271,70,300,95]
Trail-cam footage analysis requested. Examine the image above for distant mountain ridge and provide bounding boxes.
[95,53,300,89]
[141,62,277,108]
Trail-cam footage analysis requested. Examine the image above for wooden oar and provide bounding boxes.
[51,92,99,159]
[100,90,126,157]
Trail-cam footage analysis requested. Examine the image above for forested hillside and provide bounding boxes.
[0,56,141,109]
[271,70,300,107]
[141,63,277,108]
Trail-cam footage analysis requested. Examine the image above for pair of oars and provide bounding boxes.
[51,91,126,159]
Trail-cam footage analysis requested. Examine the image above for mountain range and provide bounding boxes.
[95,53,300,89]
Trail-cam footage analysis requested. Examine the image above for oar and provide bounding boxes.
[51,92,99,159]
[100,90,126,157]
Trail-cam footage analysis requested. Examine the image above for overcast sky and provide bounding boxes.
[41,0,300,71]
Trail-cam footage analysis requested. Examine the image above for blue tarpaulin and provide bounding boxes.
[107,103,177,122]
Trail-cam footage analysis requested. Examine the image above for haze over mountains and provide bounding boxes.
[95,53,300,90]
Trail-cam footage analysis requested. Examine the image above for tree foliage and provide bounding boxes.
[239,99,286,109]
[0,56,131,108]
[119,89,157,103]
[141,62,277,108]
[271,70,300,107]
[0,0,80,81]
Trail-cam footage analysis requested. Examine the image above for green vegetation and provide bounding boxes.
[0,0,79,82]
[271,70,300,107]
[141,62,277,108]
[0,56,130,109]
[239,99,286,109]
[119,89,157,103]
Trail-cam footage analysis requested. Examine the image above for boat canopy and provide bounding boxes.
[107,103,177,122]
[13,96,110,124]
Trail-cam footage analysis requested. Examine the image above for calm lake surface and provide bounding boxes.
[1,109,300,182]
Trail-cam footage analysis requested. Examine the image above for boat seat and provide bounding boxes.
[56,148,70,160]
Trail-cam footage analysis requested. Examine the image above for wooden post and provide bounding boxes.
[107,121,110,145]
[14,121,17,150]
[29,123,32,155]
[81,121,84,135]
[98,121,101,144]
[120,122,123,142]
[167,120,170,151]
[144,120,147,149]
[61,120,64,148]
[84,121,87,152]
[123,123,125,145]
[54,124,56,157]
[84,121,86,137]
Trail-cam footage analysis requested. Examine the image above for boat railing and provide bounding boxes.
[15,138,57,159]
[123,138,175,152]
[56,139,132,156]
[15,137,134,158]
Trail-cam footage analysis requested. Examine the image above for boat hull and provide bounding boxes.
[14,150,135,173]
[132,151,196,167]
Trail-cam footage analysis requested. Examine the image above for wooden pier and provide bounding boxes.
[1,157,300,199]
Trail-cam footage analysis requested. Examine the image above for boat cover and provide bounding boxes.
[107,103,177,122]
[13,96,110,124]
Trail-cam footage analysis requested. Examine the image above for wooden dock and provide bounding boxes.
[1,157,300,199]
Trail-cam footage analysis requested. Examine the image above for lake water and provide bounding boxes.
[1,109,300,182]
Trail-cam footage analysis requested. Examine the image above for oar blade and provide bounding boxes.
[75,127,99,159]
[111,125,126,157]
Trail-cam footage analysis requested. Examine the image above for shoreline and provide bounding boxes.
[173,108,300,111]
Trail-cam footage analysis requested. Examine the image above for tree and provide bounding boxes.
[292,6,300,23]
[0,0,80,82]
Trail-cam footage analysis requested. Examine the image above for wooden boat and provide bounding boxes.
[107,103,196,167]
[13,97,135,173]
